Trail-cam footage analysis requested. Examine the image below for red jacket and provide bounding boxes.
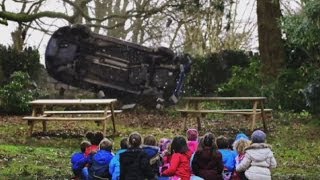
[162,150,192,180]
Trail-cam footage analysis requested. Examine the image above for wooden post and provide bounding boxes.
[195,102,201,131]
[183,100,190,130]
[41,105,47,133]
[110,103,116,134]
[251,101,258,131]
[29,105,37,136]
[260,100,268,132]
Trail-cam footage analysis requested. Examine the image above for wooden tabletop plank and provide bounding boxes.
[182,97,267,101]
[29,99,117,105]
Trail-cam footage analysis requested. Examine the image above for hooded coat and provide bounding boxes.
[236,143,277,180]
[89,149,114,179]
[191,147,224,180]
[119,148,154,180]
[162,150,193,180]
[142,145,161,177]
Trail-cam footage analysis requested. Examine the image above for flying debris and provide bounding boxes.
[45,25,192,108]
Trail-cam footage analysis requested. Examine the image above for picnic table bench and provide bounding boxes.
[22,99,121,136]
[176,97,272,132]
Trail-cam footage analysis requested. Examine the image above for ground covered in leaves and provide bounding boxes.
[0,109,320,179]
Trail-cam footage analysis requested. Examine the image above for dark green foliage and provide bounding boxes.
[0,71,39,114]
[185,50,249,96]
[217,55,320,112]
[281,0,320,63]
[0,45,41,82]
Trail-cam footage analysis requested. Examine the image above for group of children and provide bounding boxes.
[71,129,276,180]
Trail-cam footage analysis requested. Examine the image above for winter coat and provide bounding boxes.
[187,141,199,153]
[142,145,161,177]
[218,149,237,172]
[233,153,247,180]
[191,147,224,180]
[88,149,114,179]
[162,150,193,180]
[71,152,88,176]
[119,148,154,180]
[236,143,277,180]
[109,149,127,180]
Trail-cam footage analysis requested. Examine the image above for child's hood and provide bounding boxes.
[245,143,274,161]
[142,145,160,157]
[93,150,114,164]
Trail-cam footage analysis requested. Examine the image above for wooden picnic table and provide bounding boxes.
[23,99,119,136]
[176,97,270,132]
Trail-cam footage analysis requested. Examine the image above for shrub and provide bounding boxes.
[185,50,250,96]
[0,46,41,82]
[0,71,39,114]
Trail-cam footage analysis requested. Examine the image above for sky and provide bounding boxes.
[0,0,301,65]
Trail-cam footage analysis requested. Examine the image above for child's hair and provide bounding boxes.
[144,135,157,146]
[202,133,216,149]
[80,140,91,152]
[99,138,113,151]
[85,131,95,143]
[120,138,128,149]
[233,139,251,154]
[227,138,235,150]
[187,129,198,141]
[92,132,104,145]
[216,136,229,149]
[128,132,142,148]
[86,131,104,145]
[171,136,188,154]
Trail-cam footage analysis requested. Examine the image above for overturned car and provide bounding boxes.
[45,25,192,108]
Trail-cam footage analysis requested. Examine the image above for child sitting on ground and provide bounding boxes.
[216,135,237,180]
[71,140,91,180]
[88,138,114,179]
[109,137,128,180]
[232,133,250,180]
[187,129,199,153]
[119,132,154,179]
[236,130,277,180]
[142,135,161,179]
[161,136,193,180]
[191,132,224,180]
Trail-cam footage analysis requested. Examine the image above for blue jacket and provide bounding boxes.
[71,152,88,172]
[109,149,127,180]
[142,145,160,176]
[142,145,159,158]
[218,149,237,172]
[89,149,114,179]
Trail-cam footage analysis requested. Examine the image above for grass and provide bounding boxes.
[0,112,320,179]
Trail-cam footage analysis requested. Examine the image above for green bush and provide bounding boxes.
[0,71,39,114]
[185,50,250,96]
[0,46,41,82]
[217,56,320,112]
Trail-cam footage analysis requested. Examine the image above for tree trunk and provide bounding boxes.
[257,0,285,82]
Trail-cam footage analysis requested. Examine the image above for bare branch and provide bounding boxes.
[0,11,72,24]
[27,0,45,14]
[1,0,6,11]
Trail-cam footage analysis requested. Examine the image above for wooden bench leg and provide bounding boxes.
[182,113,188,131]
[197,115,201,131]
[42,120,47,133]
[103,119,107,136]
[251,101,258,131]
[28,120,34,136]
[260,101,268,132]
[110,104,116,135]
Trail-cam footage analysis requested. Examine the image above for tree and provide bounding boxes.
[256,0,286,81]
